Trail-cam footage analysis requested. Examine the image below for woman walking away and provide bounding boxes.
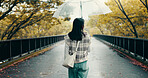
[64,18,91,78]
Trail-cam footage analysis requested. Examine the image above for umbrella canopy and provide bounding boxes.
[53,0,112,21]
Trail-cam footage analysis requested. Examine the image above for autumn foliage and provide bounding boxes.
[0,0,67,40]
[0,0,148,40]
[88,0,148,39]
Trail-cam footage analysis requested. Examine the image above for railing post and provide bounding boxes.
[115,37,116,47]
[57,37,58,42]
[28,39,30,54]
[48,37,49,45]
[123,38,125,49]
[50,37,52,45]
[53,37,55,43]
[44,37,45,47]
[119,38,121,48]
[55,37,56,43]
[128,38,130,54]
[114,37,115,47]
[56,37,57,42]
[40,38,41,50]
[51,37,53,44]
[52,37,53,44]
[35,38,36,52]
[118,38,120,47]
[56,37,58,42]
[20,40,22,57]
[9,41,12,61]
[134,39,137,57]
[116,37,118,48]
[54,37,56,44]
[54,37,55,42]
[50,37,51,45]
[57,36,60,42]
[143,40,146,61]
[49,37,51,45]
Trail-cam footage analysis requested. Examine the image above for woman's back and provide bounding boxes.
[64,18,90,78]
[64,32,91,63]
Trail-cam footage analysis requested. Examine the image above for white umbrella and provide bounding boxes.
[53,0,112,21]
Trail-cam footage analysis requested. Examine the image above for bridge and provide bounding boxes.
[0,35,148,78]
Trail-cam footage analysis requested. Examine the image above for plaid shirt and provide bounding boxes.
[64,33,91,63]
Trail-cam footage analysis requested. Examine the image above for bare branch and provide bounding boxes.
[113,16,148,20]
[0,0,19,20]
[0,0,4,7]
[140,0,148,11]
[114,0,138,38]
[6,6,42,40]
[146,0,147,7]
[1,14,25,40]
[3,3,52,40]
[118,17,134,34]
[118,0,124,11]
[140,0,146,6]
[114,0,122,11]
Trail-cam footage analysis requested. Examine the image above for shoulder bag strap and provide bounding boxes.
[75,41,80,52]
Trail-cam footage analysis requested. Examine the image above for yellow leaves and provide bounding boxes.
[87,0,148,38]
[49,20,71,35]
[41,2,48,7]
[0,0,65,40]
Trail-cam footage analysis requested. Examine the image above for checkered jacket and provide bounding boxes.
[64,33,91,63]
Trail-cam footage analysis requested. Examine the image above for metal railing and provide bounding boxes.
[93,35,148,61]
[0,35,65,62]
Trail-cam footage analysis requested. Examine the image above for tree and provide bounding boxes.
[49,18,72,35]
[0,0,63,40]
[114,0,138,38]
[88,0,148,39]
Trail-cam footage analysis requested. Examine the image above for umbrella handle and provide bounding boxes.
[80,1,83,18]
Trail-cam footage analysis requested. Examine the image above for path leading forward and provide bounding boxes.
[0,37,148,78]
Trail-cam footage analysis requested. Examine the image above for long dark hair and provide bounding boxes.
[68,18,85,41]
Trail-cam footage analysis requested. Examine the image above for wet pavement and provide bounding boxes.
[0,37,148,78]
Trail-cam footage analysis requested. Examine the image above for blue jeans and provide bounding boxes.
[68,61,89,78]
